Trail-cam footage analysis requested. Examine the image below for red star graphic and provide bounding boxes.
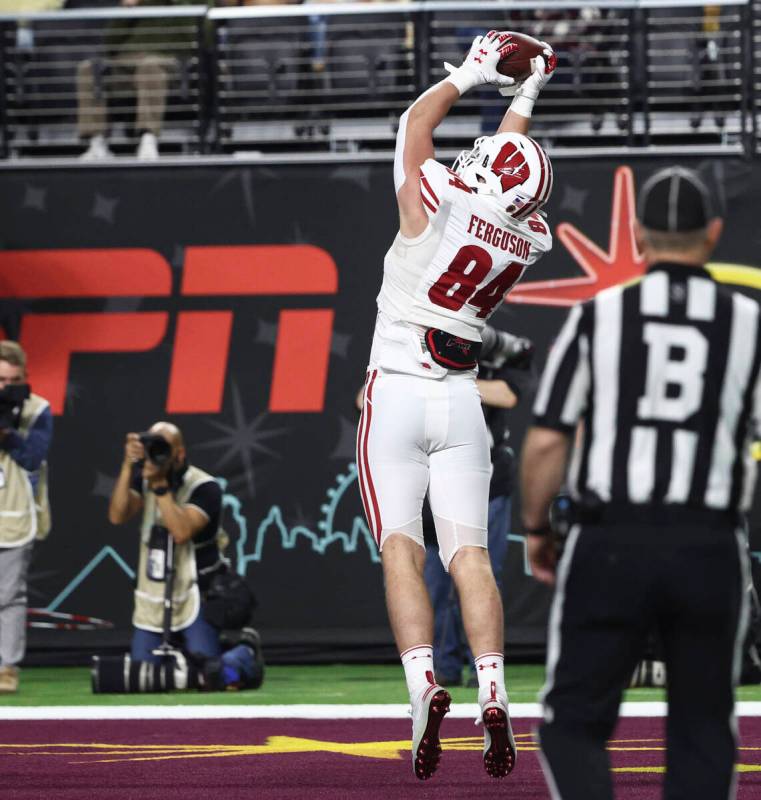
[508,166,646,307]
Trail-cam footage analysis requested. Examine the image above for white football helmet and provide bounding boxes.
[452,132,553,221]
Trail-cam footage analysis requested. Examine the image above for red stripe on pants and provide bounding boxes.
[360,370,382,545]
[356,373,374,542]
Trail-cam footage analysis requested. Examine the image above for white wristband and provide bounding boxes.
[444,66,478,96]
[509,92,536,118]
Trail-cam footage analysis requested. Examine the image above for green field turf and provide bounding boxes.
[1,664,546,706]
[3,664,760,707]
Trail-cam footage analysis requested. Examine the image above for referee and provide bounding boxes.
[520,166,757,799]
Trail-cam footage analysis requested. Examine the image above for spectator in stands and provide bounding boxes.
[2,0,63,52]
[76,0,196,160]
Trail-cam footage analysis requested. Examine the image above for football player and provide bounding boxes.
[356,30,556,780]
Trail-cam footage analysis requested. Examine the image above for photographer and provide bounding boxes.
[0,341,53,694]
[108,421,224,663]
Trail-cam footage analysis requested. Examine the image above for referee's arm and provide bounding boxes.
[520,303,590,584]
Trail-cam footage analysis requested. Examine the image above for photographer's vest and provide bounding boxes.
[133,465,220,633]
[0,393,52,548]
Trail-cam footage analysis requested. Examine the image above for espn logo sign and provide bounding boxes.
[0,246,337,415]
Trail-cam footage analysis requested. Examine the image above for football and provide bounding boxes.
[496,31,547,81]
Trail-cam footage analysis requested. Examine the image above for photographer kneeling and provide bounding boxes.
[100,422,262,693]
[109,421,224,663]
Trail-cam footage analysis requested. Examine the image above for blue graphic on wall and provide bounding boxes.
[46,546,136,613]
[45,463,378,613]
[43,463,543,615]
[225,463,380,571]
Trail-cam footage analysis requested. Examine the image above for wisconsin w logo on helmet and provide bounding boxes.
[491,143,530,192]
[452,132,553,221]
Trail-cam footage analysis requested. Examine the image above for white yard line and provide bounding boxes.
[4,701,761,721]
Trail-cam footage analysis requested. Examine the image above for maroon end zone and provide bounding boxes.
[1,717,760,799]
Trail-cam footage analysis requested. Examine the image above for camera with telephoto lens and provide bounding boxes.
[90,628,266,694]
[0,383,30,430]
[138,432,173,467]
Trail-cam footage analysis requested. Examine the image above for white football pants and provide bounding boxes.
[356,368,491,570]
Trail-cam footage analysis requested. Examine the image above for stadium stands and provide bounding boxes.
[0,0,756,159]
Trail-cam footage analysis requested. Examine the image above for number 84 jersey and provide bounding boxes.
[377,158,552,347]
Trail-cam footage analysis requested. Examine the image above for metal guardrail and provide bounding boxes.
[0,6,208,157]
[0,0,757,160]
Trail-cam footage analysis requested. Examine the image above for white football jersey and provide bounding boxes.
[377,158,552,343]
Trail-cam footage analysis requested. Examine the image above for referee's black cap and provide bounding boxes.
[637,166,714,233]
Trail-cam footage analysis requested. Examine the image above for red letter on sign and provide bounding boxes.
[178,245,338,413]
[20,313,168,414]
[269,309,334,413]
[166,311,233,414]
[0,249,171,297]
[0,249,172,414]
[182,245,338,296]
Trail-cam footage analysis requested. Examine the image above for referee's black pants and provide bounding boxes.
[538,518,748,800]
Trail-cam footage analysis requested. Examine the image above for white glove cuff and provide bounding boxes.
[444,66,479,96]
[509,90,537,118]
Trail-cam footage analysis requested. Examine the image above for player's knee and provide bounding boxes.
[433,514,487,572]
[448,544,492,578]
[381,531,426,579]
[380,530,425,561]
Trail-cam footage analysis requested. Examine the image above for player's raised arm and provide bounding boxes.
[394,31,516,238]
[497,47,557,136]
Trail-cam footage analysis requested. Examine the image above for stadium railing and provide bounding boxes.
[0,5,208,158]
[0,0,757,160]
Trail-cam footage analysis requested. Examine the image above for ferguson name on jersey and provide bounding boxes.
[374,138,552,372]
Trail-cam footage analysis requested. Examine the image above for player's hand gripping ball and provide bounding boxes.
[444,30,519,94]
[496,33,556,98]
[495,31,554,81]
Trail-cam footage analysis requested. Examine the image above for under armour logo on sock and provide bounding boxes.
[478,662,498,671]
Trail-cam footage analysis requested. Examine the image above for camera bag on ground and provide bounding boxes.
[202,566,257,631]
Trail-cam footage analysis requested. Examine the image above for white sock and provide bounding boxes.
[474,652,506,702]
[401,644,435,700]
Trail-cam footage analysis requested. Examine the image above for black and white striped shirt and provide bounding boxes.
[533,262,761,512]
